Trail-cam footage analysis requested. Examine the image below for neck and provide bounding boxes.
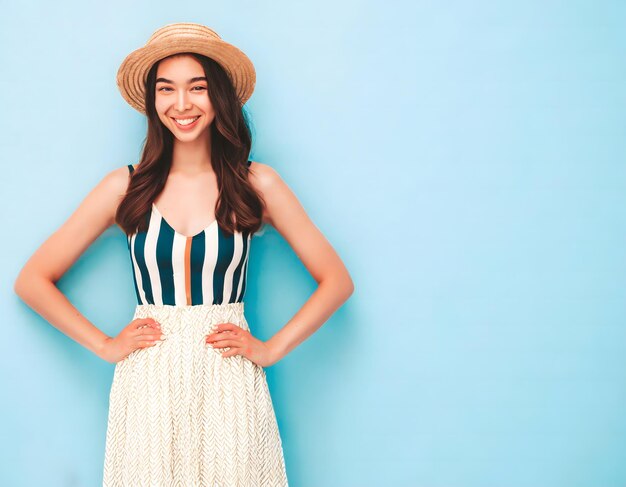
[171,128,213,173]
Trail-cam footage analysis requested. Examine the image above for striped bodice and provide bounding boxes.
[126,162,252,306]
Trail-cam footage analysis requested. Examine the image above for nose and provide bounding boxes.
[175,89,192,112]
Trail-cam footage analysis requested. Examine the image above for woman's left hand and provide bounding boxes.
[205,323,276,367]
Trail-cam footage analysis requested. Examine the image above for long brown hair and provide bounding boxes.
[115,52,265,237]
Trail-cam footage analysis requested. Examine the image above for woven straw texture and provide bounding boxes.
[116,23,256,115]
[103,302,288,486]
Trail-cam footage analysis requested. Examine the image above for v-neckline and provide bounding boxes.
[151,203,217,239]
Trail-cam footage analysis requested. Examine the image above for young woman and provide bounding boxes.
[14,23,354,486]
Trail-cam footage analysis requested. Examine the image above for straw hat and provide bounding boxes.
[116,22,256,114]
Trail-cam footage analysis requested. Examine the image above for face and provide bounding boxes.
[154,55,215,142]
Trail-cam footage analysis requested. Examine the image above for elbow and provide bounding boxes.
[344,272,355,294]
[320,268,355,301]
[346,277,355,299]
[13,269,27,298]
[14,267,40,300]
[341,272,355,301]
[14,277,23,300]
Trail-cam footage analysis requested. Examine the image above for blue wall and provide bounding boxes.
[2,1,625,486]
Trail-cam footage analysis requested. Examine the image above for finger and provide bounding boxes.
[206,330,237,341]
[208,339,243,349]
[207,334,243,344]
[133,318,157,328]
[134,325,160,335]
[207,327,244,338]
[136,331,165,341]
[215,323,240,333]
[220,347,242,358]
[133,318,161,330]
[138,339,159,348]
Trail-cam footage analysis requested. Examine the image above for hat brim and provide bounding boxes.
[116,38,256,114]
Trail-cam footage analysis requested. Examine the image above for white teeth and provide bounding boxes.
[174,116,200,125]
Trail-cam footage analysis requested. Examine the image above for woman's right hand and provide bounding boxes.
[99,318,164,363]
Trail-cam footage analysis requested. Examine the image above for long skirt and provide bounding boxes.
[102,302,289,486]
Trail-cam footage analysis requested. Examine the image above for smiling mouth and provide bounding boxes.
[171,116,201,127]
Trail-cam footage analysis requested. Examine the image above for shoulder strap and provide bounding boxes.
[127,163,135,174]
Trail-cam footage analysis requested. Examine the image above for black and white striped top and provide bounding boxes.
[126,162,253,306]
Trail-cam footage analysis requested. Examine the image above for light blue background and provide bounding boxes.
[1,1,625,486]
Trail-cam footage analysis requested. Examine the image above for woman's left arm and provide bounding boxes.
[252,162,355,363]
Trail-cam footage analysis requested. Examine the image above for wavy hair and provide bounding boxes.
[115,52,265,237]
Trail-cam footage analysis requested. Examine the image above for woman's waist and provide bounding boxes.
[132,301,248,336]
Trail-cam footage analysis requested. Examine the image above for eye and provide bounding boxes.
[157,86,206,92]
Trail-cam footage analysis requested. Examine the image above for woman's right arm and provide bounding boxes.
[13,166,135,359]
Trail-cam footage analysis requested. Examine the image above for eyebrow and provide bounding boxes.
[156,76,207,84]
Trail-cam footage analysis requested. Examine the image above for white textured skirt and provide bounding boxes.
[102,302,288,487]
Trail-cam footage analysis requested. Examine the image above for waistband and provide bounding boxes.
[132,302,249,338]
[134,302,245,312]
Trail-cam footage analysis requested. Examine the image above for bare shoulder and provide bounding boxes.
[15,164,135,283]
[247,161,286,226]
[247,160,309,232]
[100,164,136,224]
[247,160,351,286]
[107,163,135,190]
[247,160,281,190]
[111,163,135,188]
